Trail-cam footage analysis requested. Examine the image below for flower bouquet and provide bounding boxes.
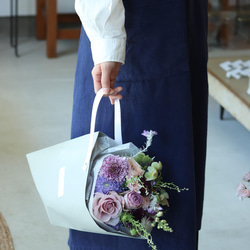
[236,171,250,199]
[88,130,186,250]
[27,90,186,248]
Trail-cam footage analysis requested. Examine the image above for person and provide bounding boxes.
[69,0,208,249]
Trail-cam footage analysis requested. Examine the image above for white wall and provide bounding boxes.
[0,0,75,17]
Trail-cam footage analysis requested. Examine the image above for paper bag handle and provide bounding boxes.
[83,88,122,171]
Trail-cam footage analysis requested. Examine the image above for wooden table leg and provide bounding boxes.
[36,0,46,40]
[46,0,57,58]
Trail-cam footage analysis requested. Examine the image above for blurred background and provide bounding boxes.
[208,0,250,50]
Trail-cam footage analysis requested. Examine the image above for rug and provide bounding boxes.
[0,213,15,250]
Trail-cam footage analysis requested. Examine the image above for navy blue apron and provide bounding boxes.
[69,0,208,249]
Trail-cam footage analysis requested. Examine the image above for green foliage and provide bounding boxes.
[134,153,153,168]
[121,212,157,250]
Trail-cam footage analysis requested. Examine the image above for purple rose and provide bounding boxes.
[124,191,143,209]
[92,191,124,226]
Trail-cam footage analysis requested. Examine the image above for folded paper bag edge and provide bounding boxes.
[26,131,135,237]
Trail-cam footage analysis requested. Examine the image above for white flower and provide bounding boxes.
[141,217,153,233]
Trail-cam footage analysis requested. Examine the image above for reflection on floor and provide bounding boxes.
[0,17,250,250]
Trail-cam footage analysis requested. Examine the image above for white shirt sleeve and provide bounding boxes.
[75,0,126,65]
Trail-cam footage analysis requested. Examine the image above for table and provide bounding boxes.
[208,57,250,131]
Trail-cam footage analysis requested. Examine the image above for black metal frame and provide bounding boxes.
[220,105,225,120]
[10,0,19,57]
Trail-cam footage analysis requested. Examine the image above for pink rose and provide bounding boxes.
[124,191,143,209]
[127,181,141,193]
[128,158,144,178]
[92,191,124,226]
[142,196,151,210]
[236,182,246,196]
[243,172,250,182]
[241,188,250,198]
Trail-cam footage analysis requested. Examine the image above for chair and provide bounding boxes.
[208,0,231,47]
[234,0,250,42]
[36,0,81,58]
[208,0,250,46]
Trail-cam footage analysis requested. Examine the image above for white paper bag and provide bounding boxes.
[27,89,139,237]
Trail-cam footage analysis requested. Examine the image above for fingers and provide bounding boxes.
[92,62,123,104]
[92,64,102,94]
[101,66,112,96]
[109,86,123,105]
[109,94,123,105]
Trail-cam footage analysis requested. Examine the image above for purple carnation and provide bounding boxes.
[141,130,158,138]
[99,155,129,183]
[94,176,125,194]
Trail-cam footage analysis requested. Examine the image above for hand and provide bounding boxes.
[92,62,123,104]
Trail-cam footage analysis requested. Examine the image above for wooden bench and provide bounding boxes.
[208,56,250,131]
[36,0,81,58]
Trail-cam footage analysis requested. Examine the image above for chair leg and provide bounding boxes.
[10,0,19,57]
[46,0,57,58]
[36,0,46,40]
[10,0,14,47]
[14,0,19,57]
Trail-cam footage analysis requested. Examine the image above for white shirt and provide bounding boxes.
[75,0,126,65]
